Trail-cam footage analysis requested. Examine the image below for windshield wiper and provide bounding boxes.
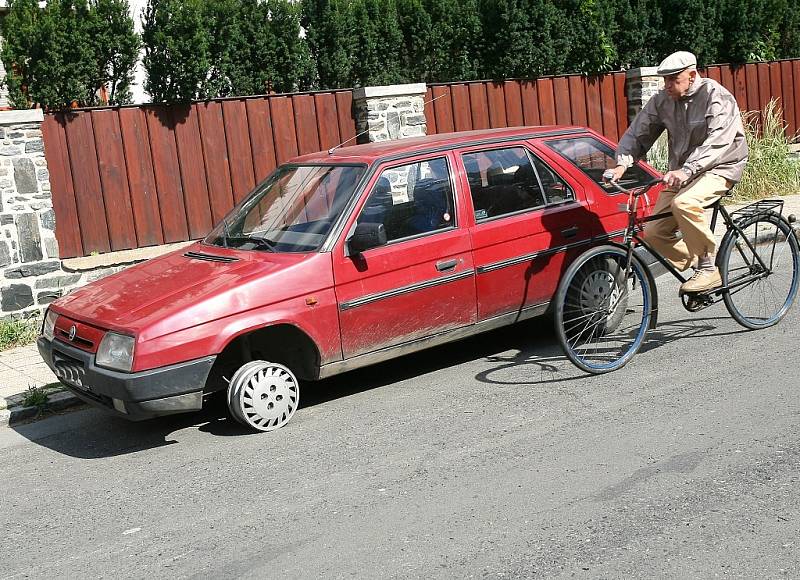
[220,217,230,248]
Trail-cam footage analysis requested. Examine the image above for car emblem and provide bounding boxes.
[68,325,77,341]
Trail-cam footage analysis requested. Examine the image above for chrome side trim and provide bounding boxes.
[339,269,474,311]
[318,301,550,379]
[476,238,593,274]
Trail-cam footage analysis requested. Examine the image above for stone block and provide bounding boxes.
[16,213,43,262]
[25,140,44,153]
[34,273,81,289]
[7,132,24,139]
[1,284,33,311]
[404,114,426,126]
[43,237,59,258]
[4,260,60,278]
[0,240,9,267]
[37,289,62,304]
[40,209,55,230]
[0,145,22,156]
[0,128,4,140]
[13,158,37,194]
[37,169,49,181]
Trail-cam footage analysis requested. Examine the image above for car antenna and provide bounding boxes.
[327,90,450,155]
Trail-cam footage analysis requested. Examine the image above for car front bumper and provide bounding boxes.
[37,337,216,421]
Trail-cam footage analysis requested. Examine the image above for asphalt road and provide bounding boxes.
[2,274,799,579]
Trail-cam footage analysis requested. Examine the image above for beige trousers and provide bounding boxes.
[643,173,732,271]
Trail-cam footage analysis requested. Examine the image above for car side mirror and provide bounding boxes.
[348,222,387,255]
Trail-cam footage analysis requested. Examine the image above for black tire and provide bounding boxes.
[554,245,655,374]
[719,212,800,329]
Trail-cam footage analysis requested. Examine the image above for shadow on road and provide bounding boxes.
[10,310,737,458]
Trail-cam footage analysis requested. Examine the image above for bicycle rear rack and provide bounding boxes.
[730,199,784,222]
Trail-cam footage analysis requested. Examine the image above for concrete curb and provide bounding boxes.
[0,390,84,427]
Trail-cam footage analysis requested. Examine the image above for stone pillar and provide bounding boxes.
[353,83,427,143]
[0,109,63,316]
[625,67,663,122]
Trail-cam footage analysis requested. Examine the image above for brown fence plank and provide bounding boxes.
[91,110,137,250]
[599,74,618,141]
[769,62,783,115]
[720,65,735,95]
[222,100,256,203]
[423,87,437,134]
[269,96,300,165]
[196,102,234,224]
[757,62,771,113]
[732,65,748,111]
[520,80,540,126]
[63,112,111,253]
[781,61,797,138]
[173,105,213,239]
[585,77,603,134]
[432,85,455,133]
[145,107,188,243]
[42,114,83,258]
[292,94,321,156]
[568,76,587,127]
[553,77,571,125]
[468,83,490,129]
[707,66,722,84]
[118,108,163,247]
[334,91,356,144]
[614,72,628,138]
[794,61,800,139]
[537,78,556,125]
[451,84,473,131]
[487,82,507,128]
[246,98,278,183]
[314,93,341,152]
[504,81,524,127]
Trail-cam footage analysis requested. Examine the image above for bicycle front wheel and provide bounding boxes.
[720,212,800,329]
[555,246,654,374]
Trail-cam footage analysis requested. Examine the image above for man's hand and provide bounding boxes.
[662,169,690,188]
[603,165,626,182]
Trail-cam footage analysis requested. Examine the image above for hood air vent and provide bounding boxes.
[184,251,240,263]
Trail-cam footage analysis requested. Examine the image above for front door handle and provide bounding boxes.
[561,226,579,239]
[436,259,458,272]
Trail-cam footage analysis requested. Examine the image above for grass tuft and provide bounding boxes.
[0,315,40,351]
[21,385,50,408]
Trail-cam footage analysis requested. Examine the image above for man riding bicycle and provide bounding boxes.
[606,50,749,294]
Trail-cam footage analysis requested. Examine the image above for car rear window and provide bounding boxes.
[546,136,655,193]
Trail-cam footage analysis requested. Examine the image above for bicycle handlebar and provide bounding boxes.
[601,173,662,195]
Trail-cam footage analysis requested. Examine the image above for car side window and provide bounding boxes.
[546,136,653,193]
[356,157,455,242]
[462,147,571,222]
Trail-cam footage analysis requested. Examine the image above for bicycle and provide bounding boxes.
[554,176,800,374]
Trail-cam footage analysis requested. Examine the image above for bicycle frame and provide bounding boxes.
[615,181,780,297]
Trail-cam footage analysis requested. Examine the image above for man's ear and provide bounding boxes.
[688,69,698,82]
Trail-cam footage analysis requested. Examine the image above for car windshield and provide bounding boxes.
[204,164,366,252]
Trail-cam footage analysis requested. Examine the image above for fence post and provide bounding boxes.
[352,84,428,143]
[0,109,66,317]
[625,67,663,122]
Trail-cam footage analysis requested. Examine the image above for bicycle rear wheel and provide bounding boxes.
[719,212,800,329]
[555,246,654,374]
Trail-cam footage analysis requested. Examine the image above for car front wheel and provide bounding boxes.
[227,360,300,432]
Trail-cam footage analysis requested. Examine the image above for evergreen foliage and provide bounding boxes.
[1,0,139,109]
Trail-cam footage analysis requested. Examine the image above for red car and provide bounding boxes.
[38,126,660,432]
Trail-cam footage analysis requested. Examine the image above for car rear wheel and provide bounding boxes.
[227,360,300,432]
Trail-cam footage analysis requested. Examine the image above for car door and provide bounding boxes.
[459,142,600,321]
[332,152,477,359]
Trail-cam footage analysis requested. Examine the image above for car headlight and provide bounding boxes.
[42,309,57,341]
[96,332,135,372]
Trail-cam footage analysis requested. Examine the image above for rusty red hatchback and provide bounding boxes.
[38,126,659,432]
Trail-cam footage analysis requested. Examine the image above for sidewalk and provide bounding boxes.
[2,193,800,427]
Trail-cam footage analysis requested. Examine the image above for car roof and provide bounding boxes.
[289,125,588,165]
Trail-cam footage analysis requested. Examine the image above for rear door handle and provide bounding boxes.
[436,259,458,272]
[561,226,579,239]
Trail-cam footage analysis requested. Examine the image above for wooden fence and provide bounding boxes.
[42,59,800,258]
[424,72,629,142]
[42,91,357,258]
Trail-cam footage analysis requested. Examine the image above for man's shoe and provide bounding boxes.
[680,268,722,294]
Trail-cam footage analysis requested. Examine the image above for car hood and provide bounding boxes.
[53,243,328,337]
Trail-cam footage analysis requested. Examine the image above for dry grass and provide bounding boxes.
[0,316,40,351]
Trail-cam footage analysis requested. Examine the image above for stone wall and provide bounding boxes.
[625,67,663,122]
[353,84,427,143]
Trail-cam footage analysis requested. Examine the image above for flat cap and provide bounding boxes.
[656,51,697,76]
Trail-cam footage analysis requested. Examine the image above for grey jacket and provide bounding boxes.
[616,76,748,183]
